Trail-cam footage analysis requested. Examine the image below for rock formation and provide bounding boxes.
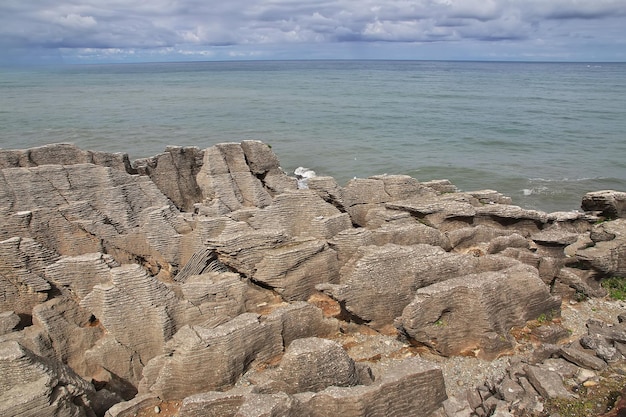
[1,140,625,416]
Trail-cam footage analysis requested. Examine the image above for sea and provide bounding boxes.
[1,60,625,213]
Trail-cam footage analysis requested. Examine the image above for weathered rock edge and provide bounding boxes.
[1,141,625,417]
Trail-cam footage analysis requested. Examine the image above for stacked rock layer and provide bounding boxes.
[1,141,625,417]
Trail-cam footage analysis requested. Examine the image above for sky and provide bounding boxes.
[1,0,626,65]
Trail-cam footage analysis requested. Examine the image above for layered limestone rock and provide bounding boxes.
[0,162,192,278]
[176,357,446,417]
[395,264,562,358]
[1,141,625,416]
[318,243,519,329]
[140,304,338,400]
[0,340,97,417]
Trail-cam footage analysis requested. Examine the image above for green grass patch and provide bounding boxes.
[601,276,626,300]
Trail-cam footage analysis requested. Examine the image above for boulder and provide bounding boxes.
[30,296,103,377]
[252,238,339,301]
[306,176,346,211]
[474,204,548,235]
[0,237,54,315]
[196,142,277,214]
[581,190,626,218]
[576,219,626,276]
[80,264,180,367]
[233,392,294,417]
[104,394,160,417]
[84,335,144,394]
[559,346,607,371]
[297,357,447,417]
[45,252,119,300]
[240,140,297,195]
[139,314,283,400]
[255,337,359,394]
[249,190,350,239]
[0,311,20,335]
[0,163,191,275]
[386,194,477,230]
[178,390,249,417]
[133,146,204,212]
[396,264,561,358]
[0,340,97,417]
[319,244,518,329]
[263,302,339,348]
[207,221,289,277]
[524,365,574,399]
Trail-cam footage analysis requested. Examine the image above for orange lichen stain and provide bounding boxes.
[307,292,341,317]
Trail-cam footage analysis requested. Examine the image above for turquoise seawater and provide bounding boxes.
[1,60,625,212]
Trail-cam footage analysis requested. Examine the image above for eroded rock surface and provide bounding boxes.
[1,141,625,416]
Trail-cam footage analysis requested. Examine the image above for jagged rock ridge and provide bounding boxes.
[0,141,625,417]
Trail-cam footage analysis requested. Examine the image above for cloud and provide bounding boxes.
[0,0,624,63]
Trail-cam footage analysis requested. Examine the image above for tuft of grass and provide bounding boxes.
[602,276,626,300]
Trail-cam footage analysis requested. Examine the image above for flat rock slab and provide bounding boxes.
[525,365,574,399]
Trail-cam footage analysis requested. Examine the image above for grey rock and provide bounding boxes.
[524,364,574,399]
[397,264,561,358]
[386,194,477,229]
[443,395,472,417]
[196,142,274,214]
[264,302,338,348]
[234,392,294,417]
[178,390,248,417]
[249,190,350,239]
[586,318,626,344]
[104,394,160,417]
[0,163,190,275]
[0,236,55,315]
[580,335,622,362]
[487,233,530,254]
[0,143,133,173]
[0,311,20,335]
[531,228,580,246]
[80,264,180,368]
[133,146,204,212]
[539,358,580,380]
[421,179,459,194]
[256,337,359,394]
[497,376,526,403]
[581,190,626,218]
[307,176,346,211]
[559,346,607,370]
[299,357,447,417]
[446,225,517,251]
[576,219,626,276]
[252,238,339,301]
[466,389,484,410]
[556,267,607,298]
[320,243,519,329]
[0,340,97,417]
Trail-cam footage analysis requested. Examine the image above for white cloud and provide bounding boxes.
[1,0,625,63]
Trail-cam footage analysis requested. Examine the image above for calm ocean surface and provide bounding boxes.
[1,60,625,212]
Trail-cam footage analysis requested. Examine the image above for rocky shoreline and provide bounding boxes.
[1,141,625,417]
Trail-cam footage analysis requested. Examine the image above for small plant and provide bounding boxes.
[574,290,588,302]
[602,276,626,300]
[434,319,445,327]
[536,313,549,324]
